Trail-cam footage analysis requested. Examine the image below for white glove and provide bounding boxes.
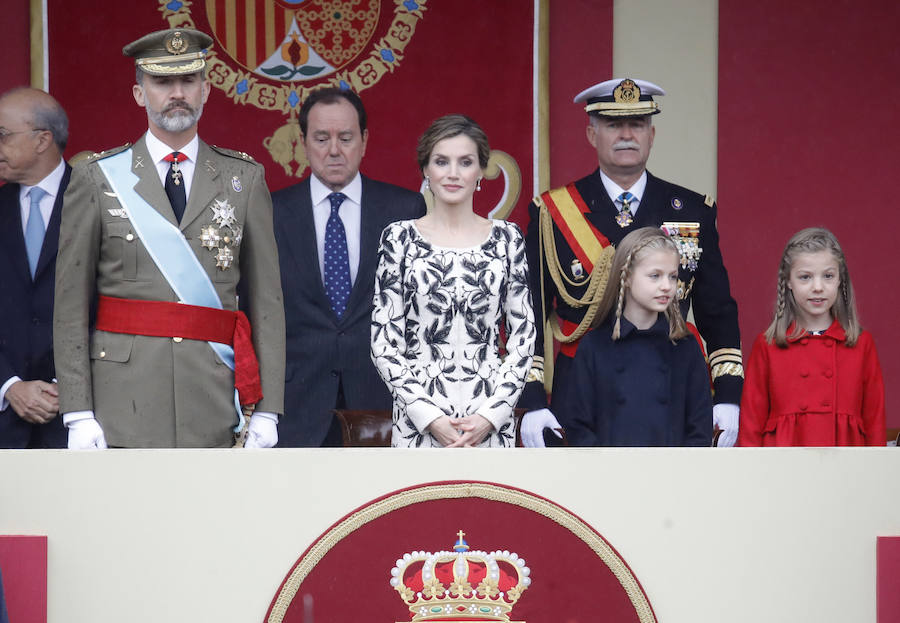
[243,412,278,449]
[713,403,740,447]
[67,417,108,450]
[520,408,563,448]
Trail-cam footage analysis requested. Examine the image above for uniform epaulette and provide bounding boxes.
[704,194,715,207]
[210,145,259,164]
[85,143,133,163]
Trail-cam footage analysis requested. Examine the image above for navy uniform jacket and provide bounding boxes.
[522,169,742,410]
[273,175,425,447]
[0,166,70,448]
[554,315,712,446]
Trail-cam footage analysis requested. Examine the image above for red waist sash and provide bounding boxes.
[95,295,262,406]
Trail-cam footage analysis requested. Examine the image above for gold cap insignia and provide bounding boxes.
[613,79,640,104]
[165,31,188,55]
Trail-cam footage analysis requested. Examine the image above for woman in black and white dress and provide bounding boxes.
[371,115,535,448]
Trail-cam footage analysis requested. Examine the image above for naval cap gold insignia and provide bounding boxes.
[614,79,640,104]
[575,77,664,117]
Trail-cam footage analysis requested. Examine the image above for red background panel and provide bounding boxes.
[548,0,613,189]
[718,0,900,426]
[878,536,900,623]
[0,535,48,623]
[0,2,30,94]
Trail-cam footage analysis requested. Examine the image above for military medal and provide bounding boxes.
[199,225,221,250]
[671,197,683,210]
[570,258,585,280]
[211,199,237,228]
[616,192,635,227]
[662,222,702,271]
[199,199,241,270]
[215,246,234,269]
[163,151,188,186]
[226,224,243,246]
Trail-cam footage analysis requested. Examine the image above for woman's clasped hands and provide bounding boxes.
[427,414,493,447]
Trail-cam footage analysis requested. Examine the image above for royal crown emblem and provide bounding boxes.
[390,531,531,623]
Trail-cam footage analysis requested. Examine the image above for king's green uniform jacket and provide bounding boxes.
[53,135,285,447]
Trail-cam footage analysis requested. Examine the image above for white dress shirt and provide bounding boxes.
[309,172,363,285]
[144,130,199,202]
[599,169,648,217]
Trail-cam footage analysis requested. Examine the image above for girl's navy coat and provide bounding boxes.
[553,315,713,446]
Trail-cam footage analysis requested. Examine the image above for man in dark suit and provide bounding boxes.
[520,78,743,447]
[273,88,425,446]
[0,87,69,448]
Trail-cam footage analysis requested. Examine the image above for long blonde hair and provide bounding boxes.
[591,227,689,342]
[765,227,860,347]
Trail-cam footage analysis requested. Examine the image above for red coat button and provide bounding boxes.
[824,369,833,378]
[799,404,808,412]
[799,370,809,377]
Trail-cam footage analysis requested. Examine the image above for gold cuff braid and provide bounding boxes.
[526,356,545,384]
[710,362,744,381]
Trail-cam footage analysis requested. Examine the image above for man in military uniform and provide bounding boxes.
[53,28,285,448]
[520,78,743,447]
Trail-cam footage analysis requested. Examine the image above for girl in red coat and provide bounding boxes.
[737,227,885,446]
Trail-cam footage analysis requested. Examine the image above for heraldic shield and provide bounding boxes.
[205,0,381,80]
[161,0,428,178]
[264,482,657,623]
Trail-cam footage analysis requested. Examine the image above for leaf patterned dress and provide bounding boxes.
[371,220,536,447]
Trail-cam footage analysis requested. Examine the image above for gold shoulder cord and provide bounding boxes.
[536,196,615,390]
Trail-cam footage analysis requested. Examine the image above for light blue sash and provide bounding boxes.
[97,149,244,431]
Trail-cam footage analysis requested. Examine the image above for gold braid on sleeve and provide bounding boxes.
[708,348,744,380]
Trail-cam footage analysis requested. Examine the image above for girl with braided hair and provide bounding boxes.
[737,228,885,446]
[552,227,712,446]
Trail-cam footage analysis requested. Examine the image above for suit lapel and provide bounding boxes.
[131,136,178,226]
[280,179,330,308]
[634,171,662,228]
[344,175,380,320]
[180,141,218,229]
[581,170,618,234]
[0,185,32,286]
[33,163,71,280]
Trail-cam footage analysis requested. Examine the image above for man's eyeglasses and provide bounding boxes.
[0,128,47,145]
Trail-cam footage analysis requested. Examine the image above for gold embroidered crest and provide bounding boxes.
[165,31,188,55]
[613,79,641,104]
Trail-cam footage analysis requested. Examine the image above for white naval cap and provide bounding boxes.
[573,78,665,117]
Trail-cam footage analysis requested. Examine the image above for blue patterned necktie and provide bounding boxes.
[25,186,47,278]
[324,192,351,317]
[616,191,635,227]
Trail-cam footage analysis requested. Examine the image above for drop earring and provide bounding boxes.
[476,178,482,191]
[424,176,430,191]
